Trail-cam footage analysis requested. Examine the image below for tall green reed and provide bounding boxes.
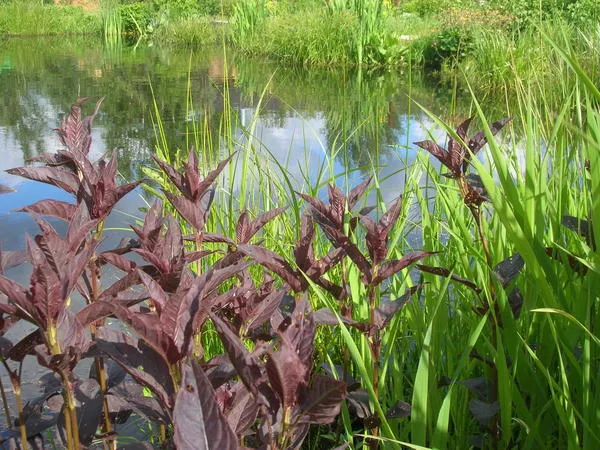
[102,0,122,46]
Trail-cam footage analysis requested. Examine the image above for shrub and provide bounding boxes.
[119,2,154,35]
[419,25,475,69]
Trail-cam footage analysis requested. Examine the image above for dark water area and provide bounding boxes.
[0,36,472,425]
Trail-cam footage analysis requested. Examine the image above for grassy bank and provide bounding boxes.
[0,2,102,36]
[2,0,599,97]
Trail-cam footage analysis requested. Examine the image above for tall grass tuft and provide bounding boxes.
[230,0,268,45]
[102,0,122,47]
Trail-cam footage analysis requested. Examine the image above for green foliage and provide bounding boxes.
[230,0,268,44]
[0,3,102,36]
[152,0,202,18]
[401,0,466,16]
[492,0,600,26]
[195,0,224,15]
[418,25,475,69]
[566,0,600,26]
[152,16,222,46]
[457,20,600,94]
[119,2,154,35]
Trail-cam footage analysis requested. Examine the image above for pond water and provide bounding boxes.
[0,36,471,417]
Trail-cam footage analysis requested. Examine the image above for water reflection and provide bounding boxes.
[0,35,472,260]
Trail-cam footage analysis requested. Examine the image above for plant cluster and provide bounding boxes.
[0,95,437,449]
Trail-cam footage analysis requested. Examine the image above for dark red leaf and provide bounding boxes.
[164,192,206,231]
[313,308,373,332]
[244,287,287,332]
[347,177,372,210]
[305,247,345,279]
[17,199,76,222]
[386,401,411,419]
[211,314,265,402]
[6,166,80,194]
[110,380,170,424]
[448,117,472,174]
[467,117,512,157]
[346,389,371,418]
[413,140,450,169]
[225,383,259,435]
[99,252,135,273]
[57,97,103,156]
[278,295,316,369]
[76,301,115,326]
[96,328,174,410]
[137,270,169,315]
[294,213,315,272]
[97,270,141,302]
[237,244,302,292]
[372,252,432,285]
[236,211,250,243]
[8,329,42,361]
[56,309,90,355]
[296,192,332,225]
[417,265,481,293]
[327,232,372,280]
[266,345,307,410]
[328,184,345,227]
[108,303,178,364]
[0,248,27,273]
[0,183,15,194]
[0,275,30,319]
[196,232,235,245]
[298,375,346,424]
[153,157,185,193]
[493,253,524,287]
[114,179,144,204]
[379,196,403,236]
[374,285,421,330]
[243,206,288,243]
[194,153,235,202]
[66,379,103,445]
[173,362,238,450]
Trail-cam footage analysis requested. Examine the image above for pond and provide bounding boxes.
[0,36,468,412]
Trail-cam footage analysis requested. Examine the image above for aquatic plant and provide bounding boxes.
[0,97,350,449]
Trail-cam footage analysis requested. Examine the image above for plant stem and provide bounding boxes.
[11,376,27,450]
[90,326,114,450]
[59,370,80,450]
[367,284,380,449]
[472,206,500,449]
[193,230,205,359]
[0,371,11,428]
[89,220,116,450]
